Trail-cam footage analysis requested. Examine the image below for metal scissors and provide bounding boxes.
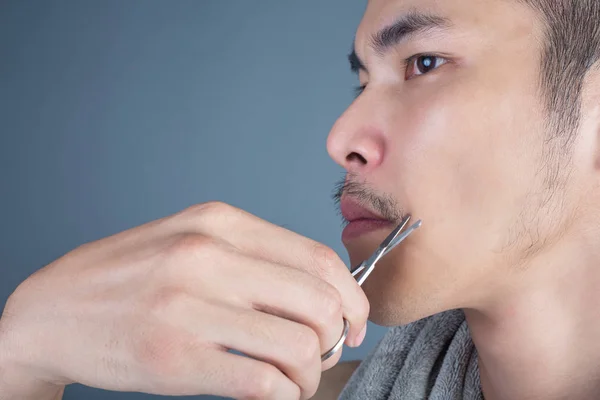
[320,215,422,362]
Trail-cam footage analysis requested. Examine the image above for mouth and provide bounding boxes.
[340,197,396,242]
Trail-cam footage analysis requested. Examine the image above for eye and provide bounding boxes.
[352,54,448,96]
[353,84,366,98]
[405,54,448,80]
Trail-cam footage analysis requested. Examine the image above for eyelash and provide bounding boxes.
[353,53,447,97]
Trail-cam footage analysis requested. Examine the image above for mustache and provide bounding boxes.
[332,173,403,225]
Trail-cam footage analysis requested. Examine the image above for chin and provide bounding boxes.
[351,252,456,327]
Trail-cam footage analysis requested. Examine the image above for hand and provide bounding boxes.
[0,202,369,400]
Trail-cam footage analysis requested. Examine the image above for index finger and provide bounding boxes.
[176,202,370,346]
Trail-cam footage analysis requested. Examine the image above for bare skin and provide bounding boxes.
[0,202,369,400]
[3,0,600,399]
[1,360,360,400]
[329,0,600,399]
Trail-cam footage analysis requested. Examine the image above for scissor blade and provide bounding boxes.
[381,219,422,258]
[362,215,411,268]
[350,217,412,286]
[379,215,411,250]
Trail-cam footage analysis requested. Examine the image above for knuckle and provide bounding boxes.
[168,233,217,258]
[309,243,342,278]
[241,364,281,400]
[186,201,233,218]
[319,284,343,323]
[290,326,320,368]
[182,201,246,230]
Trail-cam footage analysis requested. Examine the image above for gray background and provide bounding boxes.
[0,1,388,399]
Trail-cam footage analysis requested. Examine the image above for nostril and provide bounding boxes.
[346,152,368,164]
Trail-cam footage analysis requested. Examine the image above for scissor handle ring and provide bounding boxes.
[320,318,350,362]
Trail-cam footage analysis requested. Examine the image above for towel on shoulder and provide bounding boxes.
[338,309,483,400]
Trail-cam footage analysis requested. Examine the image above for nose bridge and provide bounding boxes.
[327,93,388,172]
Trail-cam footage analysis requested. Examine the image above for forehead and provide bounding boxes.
[356,0,540,52]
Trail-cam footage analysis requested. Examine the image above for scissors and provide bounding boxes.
[320,215,422,362]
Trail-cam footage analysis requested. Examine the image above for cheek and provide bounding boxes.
[385,80,543,268]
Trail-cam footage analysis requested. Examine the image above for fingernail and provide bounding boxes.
[355,324,367,347]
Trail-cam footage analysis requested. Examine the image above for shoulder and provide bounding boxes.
[311,360,362,400]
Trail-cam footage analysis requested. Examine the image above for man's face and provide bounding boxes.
[327,0,593,325]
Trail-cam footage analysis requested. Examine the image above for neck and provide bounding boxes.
[464,227,600,400]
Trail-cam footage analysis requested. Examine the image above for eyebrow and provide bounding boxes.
[348,11,452,74]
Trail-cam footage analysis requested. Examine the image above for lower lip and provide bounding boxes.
[342,219,394,242]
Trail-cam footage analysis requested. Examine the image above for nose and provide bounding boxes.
[326,98,386,174]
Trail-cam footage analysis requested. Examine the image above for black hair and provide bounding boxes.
[522,0,600,143]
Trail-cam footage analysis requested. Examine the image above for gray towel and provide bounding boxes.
[338,309,483,400]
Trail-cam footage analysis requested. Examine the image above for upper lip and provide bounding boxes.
[340,196,389,222]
